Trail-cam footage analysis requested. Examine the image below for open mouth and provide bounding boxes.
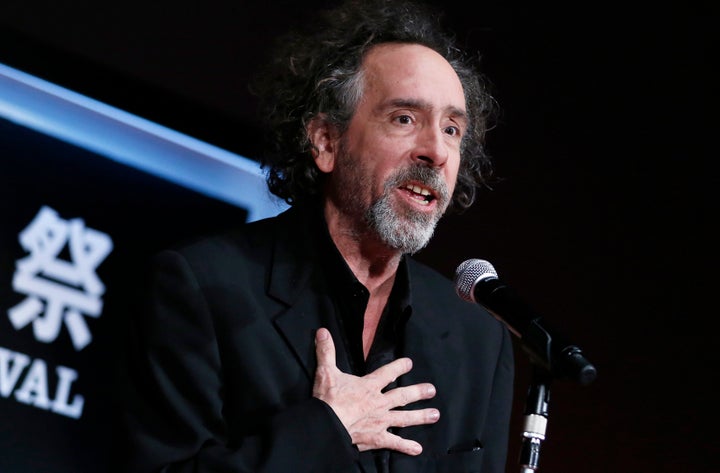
[401,183,436,206]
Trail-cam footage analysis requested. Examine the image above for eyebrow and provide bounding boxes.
[382,98,468,123]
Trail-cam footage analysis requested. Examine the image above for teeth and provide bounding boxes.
[405,184,431,196]
[404,184,432,205]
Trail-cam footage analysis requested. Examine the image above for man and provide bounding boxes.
[122,1,514,472]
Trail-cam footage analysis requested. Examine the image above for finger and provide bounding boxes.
[386,407,441,428]
[314,327,336,368]
[365,357,413,387]
[384,383,437,408]
[376,430,424,456]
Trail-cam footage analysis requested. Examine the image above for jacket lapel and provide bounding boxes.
[395,272,462,468]
[265,204,352,380]
[273,289,332,380]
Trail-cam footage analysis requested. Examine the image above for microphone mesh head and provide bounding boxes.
[454,259,498,302]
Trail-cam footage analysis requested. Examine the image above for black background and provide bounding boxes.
[0,1,715,471]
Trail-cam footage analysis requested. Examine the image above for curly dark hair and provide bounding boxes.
[250,0,497,212]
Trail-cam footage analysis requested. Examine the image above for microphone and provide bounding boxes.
[454,259,597,385]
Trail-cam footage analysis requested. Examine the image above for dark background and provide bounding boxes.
[0,1,715,471]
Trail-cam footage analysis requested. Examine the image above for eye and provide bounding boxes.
[394,114,414,125]
[443,125,462,137]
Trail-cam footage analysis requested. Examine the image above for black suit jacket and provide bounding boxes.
[123,203,514,473]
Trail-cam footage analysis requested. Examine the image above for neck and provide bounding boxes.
[323,201,402,292]
[323,199,402,359]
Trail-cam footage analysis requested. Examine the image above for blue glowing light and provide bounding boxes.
[0,62,287,222]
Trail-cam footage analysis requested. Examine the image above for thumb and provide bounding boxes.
[315,327,336,368]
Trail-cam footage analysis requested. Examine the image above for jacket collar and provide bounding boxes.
[269,202,343,377]
[267,203,456,388]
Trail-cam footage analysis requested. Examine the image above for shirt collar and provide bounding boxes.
[304,200,413,314]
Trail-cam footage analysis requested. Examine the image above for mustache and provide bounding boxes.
[387,164,450,204]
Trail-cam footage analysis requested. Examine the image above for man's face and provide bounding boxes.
[320,43,467,253]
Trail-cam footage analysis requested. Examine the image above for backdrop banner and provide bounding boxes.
[0,104,282,471]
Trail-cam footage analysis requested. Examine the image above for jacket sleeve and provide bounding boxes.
[121,249,358,473]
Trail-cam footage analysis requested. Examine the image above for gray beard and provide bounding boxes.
[366,165,449,254]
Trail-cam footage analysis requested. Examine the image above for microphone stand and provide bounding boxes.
[519,365,551,472]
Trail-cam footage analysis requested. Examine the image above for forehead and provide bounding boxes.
[360,43,466,111]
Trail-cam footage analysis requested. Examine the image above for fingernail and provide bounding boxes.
[429,409,440,420]
[427,385,436,396]
[411,443,422,455]
[316,328,328,340]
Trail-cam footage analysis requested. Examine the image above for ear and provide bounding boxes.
[307,115,338,173]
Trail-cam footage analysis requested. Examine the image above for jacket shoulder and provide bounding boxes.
[407,257,503,327]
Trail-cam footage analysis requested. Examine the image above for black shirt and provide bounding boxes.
[311,203,412,472]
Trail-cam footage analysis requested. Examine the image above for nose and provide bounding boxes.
[413,126,449,168]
